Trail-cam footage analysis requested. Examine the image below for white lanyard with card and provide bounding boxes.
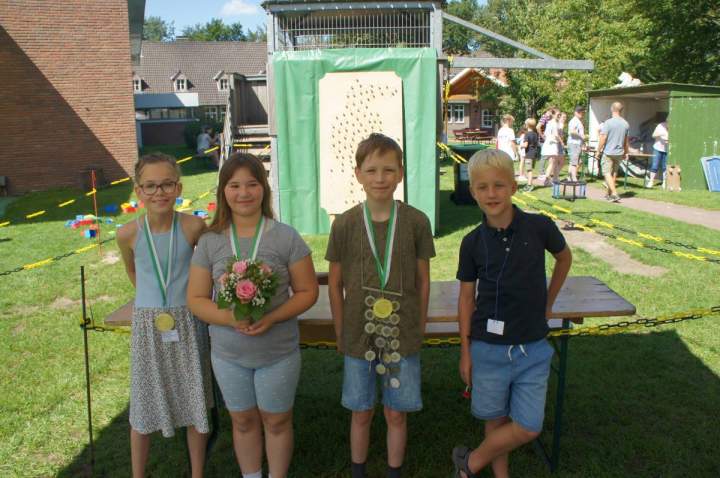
[481,226,514,336]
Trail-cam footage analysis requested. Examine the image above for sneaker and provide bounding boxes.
[645,181,654,189]
[543,177,552,187]
[517,175,528,182]
[610,194,621,203]
[538,174,547,181]
[523,184,534,192]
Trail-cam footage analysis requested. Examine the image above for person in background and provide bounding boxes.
[496,115,519,162]
[567,106,586,182]
[646,118,669,188]
[522,119,540,192]
[596,102,629,202]
[517,121,528,182]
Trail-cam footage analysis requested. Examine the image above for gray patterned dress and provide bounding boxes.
[130,217,212,437]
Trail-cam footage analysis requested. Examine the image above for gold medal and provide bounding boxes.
[373,297,393,318]
[154,312,175,332]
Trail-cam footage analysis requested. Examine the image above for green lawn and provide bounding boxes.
[1,156,719,477]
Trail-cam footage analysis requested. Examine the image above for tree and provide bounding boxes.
[181,18,247,41]
[246,25,267,43]
[443,0,482,54]
[143,16,175,42]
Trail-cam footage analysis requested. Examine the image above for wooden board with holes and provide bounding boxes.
[318,72,404,215]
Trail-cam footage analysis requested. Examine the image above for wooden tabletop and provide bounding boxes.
[105,276,635,340]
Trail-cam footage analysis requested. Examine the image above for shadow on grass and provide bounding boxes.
[58,330,720,477]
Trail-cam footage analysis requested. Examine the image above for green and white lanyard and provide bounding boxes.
[230,216,265,260]
[143,212,176,306]
[362,200,398,290]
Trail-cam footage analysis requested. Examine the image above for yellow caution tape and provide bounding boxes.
[58,199,75,208]
[512,196,527,206]
[198,192,210,199]
[552,204,572,214]
[0,221,10,227]
[522,192,538,201]
[617,236,644,248]
[75,244,98,254]
[176,155,193,164]
[698,247,720,256]
[85,189,96,197]
[672,251,707,261]
[110,177,131,186]
[591,218,614,229]
[24,258,54,270]
[26,210,46,219]
[638,232,663,242]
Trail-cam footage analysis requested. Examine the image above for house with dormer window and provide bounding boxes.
[133,41,268,146]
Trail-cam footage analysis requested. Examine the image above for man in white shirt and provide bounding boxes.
[647,119,669,188]
[567,106,586,181]
[496,114,518,162]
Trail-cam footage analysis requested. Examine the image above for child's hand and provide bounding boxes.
[335,337,343,354]
[459,348,472,387]
[240,317,275,336]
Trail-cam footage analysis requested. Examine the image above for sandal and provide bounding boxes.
[452,446,478,478]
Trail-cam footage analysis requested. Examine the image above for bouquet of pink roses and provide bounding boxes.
[217,258,279,323]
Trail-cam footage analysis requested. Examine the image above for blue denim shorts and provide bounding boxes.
[342,353,422,412]
[211,349,301,413]
[470,338,554,433]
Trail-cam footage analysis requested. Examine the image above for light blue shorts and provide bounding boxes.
[211,349,301,413]
[342,353,422,412]
[470,338,554,433]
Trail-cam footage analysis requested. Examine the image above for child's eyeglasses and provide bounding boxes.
[140,181,177,195]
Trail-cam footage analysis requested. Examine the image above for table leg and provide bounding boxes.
[550,319,571,472]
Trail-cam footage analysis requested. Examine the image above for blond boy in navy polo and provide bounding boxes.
[452,149,572,478]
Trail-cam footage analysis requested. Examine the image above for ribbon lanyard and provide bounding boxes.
[230,215,265,260]
[363,201,398,290]
[143,212,176,307]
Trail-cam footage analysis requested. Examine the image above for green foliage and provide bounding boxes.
[181,18,247,41]
[443,0,481,54]
[142,16,175,41]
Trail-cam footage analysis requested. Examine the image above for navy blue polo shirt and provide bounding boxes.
[456,206,567,345]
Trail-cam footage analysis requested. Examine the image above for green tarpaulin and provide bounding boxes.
[272,48,438,234]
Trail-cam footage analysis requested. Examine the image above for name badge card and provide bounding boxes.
[487,319,505,336]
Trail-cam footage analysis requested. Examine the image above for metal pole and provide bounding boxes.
[80,266,95,468]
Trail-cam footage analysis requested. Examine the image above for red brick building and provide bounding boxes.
[0,0,144,194]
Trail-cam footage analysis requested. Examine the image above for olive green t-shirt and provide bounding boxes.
[325,202,436,359]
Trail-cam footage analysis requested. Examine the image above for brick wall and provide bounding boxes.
[0,0,138,194]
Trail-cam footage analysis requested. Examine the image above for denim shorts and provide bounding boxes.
[342,353,422,412]
[211,349,301,413]
[470,338,554,433]
[568,143,582,166]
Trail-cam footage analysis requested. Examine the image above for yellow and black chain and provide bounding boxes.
[515,195,720,265]
[298,305,720,349]
[530,194,720,257]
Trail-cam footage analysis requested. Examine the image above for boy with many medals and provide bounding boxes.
[326,133,435,478]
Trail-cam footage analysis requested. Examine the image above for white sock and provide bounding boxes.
[242,471,262,478]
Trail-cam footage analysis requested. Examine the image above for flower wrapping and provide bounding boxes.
[217,258,279,323]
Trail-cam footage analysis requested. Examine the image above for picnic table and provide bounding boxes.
[105,276,635,472]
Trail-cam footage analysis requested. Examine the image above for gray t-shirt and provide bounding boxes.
[600,116,629,155]
[191,218,311,368]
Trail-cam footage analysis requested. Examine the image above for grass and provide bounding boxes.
[1,154,720,477]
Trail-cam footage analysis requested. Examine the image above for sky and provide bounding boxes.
[145,0,267,34]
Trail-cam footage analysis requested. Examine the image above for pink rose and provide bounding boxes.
[260,263,273,276]
[232,260,248,275]
[219,272,229,288]
[235,280,257,303]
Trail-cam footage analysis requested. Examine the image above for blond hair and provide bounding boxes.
[468,149,515,184]
[501,114,514,125]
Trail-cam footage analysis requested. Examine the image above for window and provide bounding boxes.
[133,78,142,92]
[205,106,218,121]
[449,104,465,123]
[219,78,229,91]
[175,78,186,92]
[219,105,226,123]
[481,109,493,128]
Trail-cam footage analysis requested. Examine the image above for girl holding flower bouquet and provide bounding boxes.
[116,153,212,478]
[188,153,319,478]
